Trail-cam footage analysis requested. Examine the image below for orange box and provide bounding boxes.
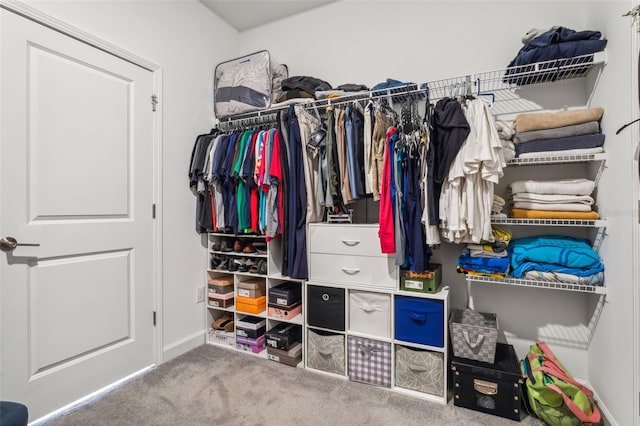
[236,295,266,314]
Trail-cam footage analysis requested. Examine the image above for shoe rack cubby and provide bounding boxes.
[206,233,304,365]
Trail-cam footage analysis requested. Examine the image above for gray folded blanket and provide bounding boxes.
[514,121,600,144]
[515,133,605,156]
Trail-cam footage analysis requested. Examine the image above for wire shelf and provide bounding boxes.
[490,217,606,228]
[215,51,607,128]
[466,275,606,295]
[507,152,606,166]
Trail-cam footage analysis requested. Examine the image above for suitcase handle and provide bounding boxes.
[474,379,498,395]
[341,239,361,246]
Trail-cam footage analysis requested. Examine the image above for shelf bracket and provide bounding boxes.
[593,157,607,187]
[592,226,606,253]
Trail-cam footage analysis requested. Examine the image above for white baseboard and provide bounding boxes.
[162,330,205,362]
[591,385,616,426]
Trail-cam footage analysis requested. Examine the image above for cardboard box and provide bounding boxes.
[400,264,442,293]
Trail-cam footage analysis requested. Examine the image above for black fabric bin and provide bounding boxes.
[307,285,345,331]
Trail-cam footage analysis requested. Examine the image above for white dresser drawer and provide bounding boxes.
[309,253,397,289]
[309,224,384,257]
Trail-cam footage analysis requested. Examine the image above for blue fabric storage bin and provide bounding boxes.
[394,296,444,347]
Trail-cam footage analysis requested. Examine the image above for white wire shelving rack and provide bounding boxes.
[465,275,607,295]
[215,51,607,129]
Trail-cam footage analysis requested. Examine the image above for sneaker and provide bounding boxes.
[242,243,257,254]
[228,257,240,272]
[233,240,244,253]
[220,238,234,253]
[210,255,224,270]
[217,256,230,271]
[239,258,258,273]
[257,259,267,275]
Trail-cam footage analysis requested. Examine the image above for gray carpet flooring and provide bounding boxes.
[43,344,543,426]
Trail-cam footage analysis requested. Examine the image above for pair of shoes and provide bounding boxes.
[236,258,259,273]
[253,242,267,254]
[210,255,225,270]
[250,259,267,275]
[220,239,234,253]
[232,240,258,253]
[211,312,233,330]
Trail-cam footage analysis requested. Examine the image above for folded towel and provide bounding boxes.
[517,146,603,159]
[512,193,594,205]
[509,208,600,219]
[467,244,509,258]
[503,147,516,162]
[513,201,592,211]
[510,178,595,196]
[514,107,604,133]
[514,121,600,144]
[523,270,604,286]
[457,251,510,275]
[515,133,605,156]
[496,120,514,140]
[492,194,506,214]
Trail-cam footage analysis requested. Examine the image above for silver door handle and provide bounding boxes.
[0,237,40,252]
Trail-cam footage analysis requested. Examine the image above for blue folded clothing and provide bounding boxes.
[509,235,604,278]
[457,251,510,275]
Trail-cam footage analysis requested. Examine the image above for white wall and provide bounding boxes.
[583,2,636,425]
[28,0,239,361]
[239,2,636,423]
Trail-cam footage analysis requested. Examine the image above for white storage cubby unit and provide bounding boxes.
[206,233,304,365]
[304,223,450,405]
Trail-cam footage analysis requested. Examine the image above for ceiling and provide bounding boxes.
[200,1,336,32]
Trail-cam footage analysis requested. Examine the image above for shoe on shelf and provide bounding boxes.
[233,240,245,253]
[211,313,233,330]
[220,238,234,253]
[211,241,221,251]
[217,256,230,271]
[223,320,235,332]
[242,243,257,254]
[256,259,267,275]
[228,257,240,272]
[253,242,267,254]
[210,255,224,270]
[238,258,258,273]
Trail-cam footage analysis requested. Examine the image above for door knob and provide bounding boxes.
[0,236,40,252]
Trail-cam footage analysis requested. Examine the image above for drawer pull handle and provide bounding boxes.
[409,312,427,324]
[408,364,429,373]
[359,303,382,313]
[341,239,361,246]
[341,267,360,275]
[474,379,498,395]
[463,330,485,349]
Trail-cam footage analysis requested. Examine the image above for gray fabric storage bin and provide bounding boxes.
[306,329,345,376]
[450,309,499,364]
[395,346,444,396]
[347,336,391,388]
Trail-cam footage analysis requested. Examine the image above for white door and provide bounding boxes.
[0,10,155,420]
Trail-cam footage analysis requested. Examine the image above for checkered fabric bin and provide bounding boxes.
[450,308,499,364]
[348,336,391,388]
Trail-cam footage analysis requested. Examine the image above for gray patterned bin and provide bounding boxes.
[395,346,444,396]
[306,329,345,376]
[449,309,499,364]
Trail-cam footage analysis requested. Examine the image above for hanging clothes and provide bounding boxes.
[371,108,395,201]
[379,126,397,253]
[363,101,374,195]
[335,108,354,204]
[294,105,324,223]
[427,98,470,226]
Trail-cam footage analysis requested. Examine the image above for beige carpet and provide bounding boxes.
[43,344,543,426]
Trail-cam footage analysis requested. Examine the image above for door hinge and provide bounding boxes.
[151,95,158,112]
[152,203,156,219]
[153,311,157,327]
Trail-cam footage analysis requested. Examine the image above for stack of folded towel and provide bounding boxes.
[513,107,605,158]
[491,194,507,217]
[509,235,604,286]
[496,121,516,162]
[508,178,599,219]
[456,226,512,278]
